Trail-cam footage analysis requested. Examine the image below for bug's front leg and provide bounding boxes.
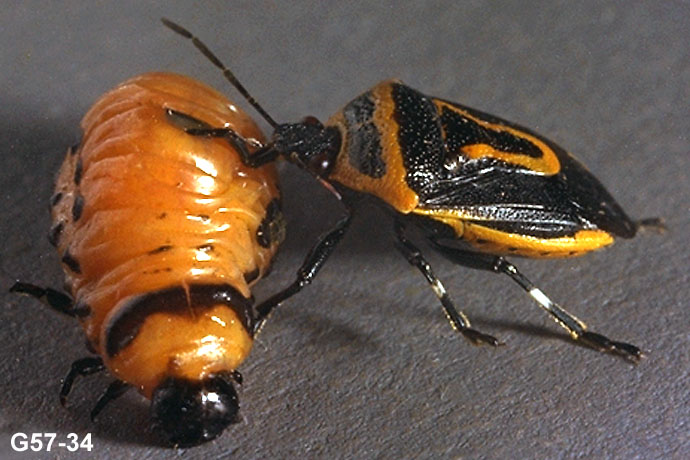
[185,126,278,168]
[430,240,643,362]
[252,211,353,336]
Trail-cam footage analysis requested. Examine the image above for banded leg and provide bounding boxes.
[431,240,643,361]
[60,357,106,406]
[9,282,87,317]
[395,222,501,346]
[253,212,353,336]
[90,380,130,421]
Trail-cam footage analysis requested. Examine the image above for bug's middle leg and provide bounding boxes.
[430,239,642,361]
[394,221,501,346]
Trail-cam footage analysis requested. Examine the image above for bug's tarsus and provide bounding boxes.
[161,18,279,129]
[60,357,106,406]
[635,217,666,234]
[430,240,643,361]
[90,380,131,421]
[395,222,502,346]
[577,331,643,363]
[10,281,77,317]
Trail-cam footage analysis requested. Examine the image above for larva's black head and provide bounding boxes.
[272,116,341,178]
[151,373,239,447]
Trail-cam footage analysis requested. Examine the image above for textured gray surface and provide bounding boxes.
[1,1,688,459]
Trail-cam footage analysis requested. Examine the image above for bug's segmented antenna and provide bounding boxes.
[161,18,279,129]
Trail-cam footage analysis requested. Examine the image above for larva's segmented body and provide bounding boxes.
[47,72,284,445]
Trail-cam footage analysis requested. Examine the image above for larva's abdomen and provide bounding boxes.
[51,72,282,395]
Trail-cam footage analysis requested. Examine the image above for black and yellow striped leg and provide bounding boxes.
[395,222,501,346]
[430,240,642,362]
[253,212,353,336]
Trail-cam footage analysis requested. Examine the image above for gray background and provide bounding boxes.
[1,1,688,459]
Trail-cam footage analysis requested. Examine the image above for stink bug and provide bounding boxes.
[163,19,661,361]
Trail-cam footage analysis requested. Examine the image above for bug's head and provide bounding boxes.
[273,117,341,178]
[150,372,239,447]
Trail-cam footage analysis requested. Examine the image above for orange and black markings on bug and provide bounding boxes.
[158,18,663,363]
[11,72,286,447]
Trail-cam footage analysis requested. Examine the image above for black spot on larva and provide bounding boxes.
[71,300,92,318]
[243,268,259,284]
[72,194,84,221]
[148,245,173,255]
[74,157,83,185]
[256,199,285,248]
[568,251,577,256]
[540,251,551,256]
[475,238,488,244]
[157,212,167,219]
[50,192,63,207]
[48,221,64,247]
[507,247,519,252]
[62,250,82,274]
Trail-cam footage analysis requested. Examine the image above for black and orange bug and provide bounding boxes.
[162,18,662,361]
[11,72,286,446]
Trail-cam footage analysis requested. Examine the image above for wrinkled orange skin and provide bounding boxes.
[52,73,280,396]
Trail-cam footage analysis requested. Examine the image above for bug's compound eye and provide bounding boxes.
[308,151,333,176]
[302,115,323,127]
[151,373,239,447]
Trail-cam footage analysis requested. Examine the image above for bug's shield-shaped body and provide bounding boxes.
[326,80,636,257]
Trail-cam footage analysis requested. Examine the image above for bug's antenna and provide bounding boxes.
[161,18,279,129]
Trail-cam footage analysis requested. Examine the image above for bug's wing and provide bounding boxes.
[418,99,637,239]
[419,156,636,239]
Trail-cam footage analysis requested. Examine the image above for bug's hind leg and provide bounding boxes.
[430,240,643,362]
[60,357,106,406]
[9,282,87,317]
[395,222,501,347]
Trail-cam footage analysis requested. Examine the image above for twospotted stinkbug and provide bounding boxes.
[163,18,661,361]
